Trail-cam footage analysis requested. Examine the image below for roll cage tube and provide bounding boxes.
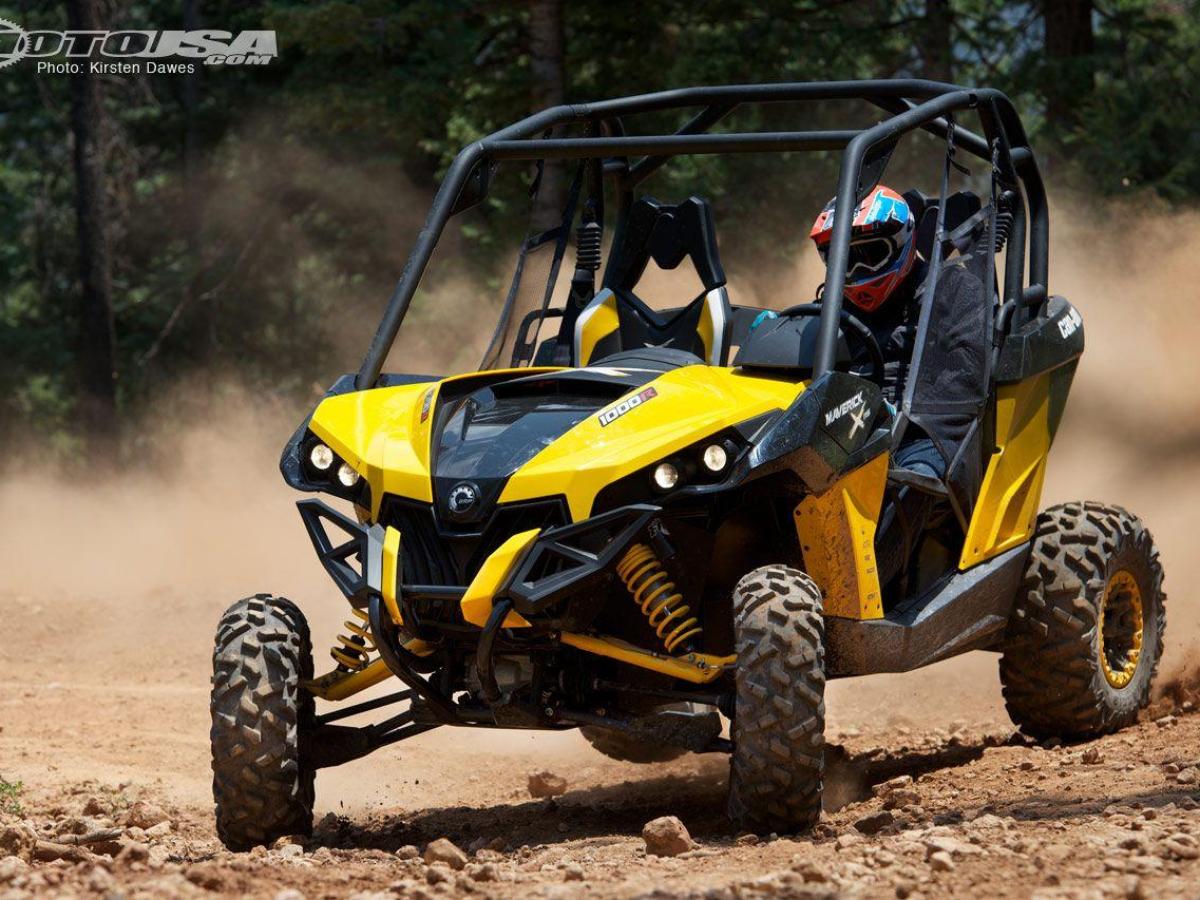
[355,80,1048,391]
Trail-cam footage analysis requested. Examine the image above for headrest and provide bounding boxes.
[608,196,726,293]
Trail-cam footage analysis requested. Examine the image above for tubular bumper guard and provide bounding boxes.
[298,498,734,686]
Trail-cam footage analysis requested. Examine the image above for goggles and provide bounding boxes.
[819,236,896,283]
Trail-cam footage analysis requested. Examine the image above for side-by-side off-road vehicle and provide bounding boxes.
[210,80,1166,848]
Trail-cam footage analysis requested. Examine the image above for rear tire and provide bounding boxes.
[728,566,825,833]
[210,594,316,850]
[1000,502,1165,739]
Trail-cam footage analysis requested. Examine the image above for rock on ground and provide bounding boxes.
[642,816,696,857]
[123,800,169,830]
[528,771,568,799]
[423,837,468,870]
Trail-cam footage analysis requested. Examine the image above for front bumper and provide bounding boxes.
[298,497,736,686]
[297,497,662,626]
[297,499,386,606]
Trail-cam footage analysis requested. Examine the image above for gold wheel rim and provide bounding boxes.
[1098,569,1144,689]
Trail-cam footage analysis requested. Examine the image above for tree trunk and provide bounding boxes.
[182,0,211,357]
[67,0,119,449]
[920,0,954,83]
[528,0,566,231]
[1043,0,1095,135]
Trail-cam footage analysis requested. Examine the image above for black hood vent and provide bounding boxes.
[431,373,633,527]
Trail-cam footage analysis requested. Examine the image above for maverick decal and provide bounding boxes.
[598,387,657,427]
[823,390,865,428]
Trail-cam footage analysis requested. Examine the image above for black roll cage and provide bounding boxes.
[356,80,1048,390]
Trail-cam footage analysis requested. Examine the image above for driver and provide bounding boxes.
[809,184,923,406]
[809,185,945,588]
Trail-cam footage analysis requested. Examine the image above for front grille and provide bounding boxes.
[465,499,570,579]
[379,495,568,632]
[382,499,460,587]
[380,496,569,587]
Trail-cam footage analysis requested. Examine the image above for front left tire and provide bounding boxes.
[210,594,316,850]
[727,565,826,833]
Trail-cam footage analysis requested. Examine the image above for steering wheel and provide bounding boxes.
[778,303,886,387]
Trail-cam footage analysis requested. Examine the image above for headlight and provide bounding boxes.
[310,443,335,470]
[295,433,369,505]
[652,462,680,491]
[701,443,728,473]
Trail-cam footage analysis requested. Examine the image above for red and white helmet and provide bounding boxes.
[809,185,917,313]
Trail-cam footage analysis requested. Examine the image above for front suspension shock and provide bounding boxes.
[331,607,376,671]
[616,543,702,654]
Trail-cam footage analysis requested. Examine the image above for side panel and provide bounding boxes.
[794,451,888,620]
[826,543,1028,676]
[962,296,1083,569]
[959,374,1051,568]
[746,371,890,495]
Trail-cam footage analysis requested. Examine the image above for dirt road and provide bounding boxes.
[1,601,1198,900]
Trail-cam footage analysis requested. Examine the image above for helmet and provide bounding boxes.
[809,185,917,313]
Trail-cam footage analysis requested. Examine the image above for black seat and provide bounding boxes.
[573,196,733,366]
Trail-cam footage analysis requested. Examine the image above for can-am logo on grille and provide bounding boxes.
[598,386,657,427]
[446,482,479,516]
[0,19,277,72]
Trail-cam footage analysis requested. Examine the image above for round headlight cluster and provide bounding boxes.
[306,441,362,491]
[648,441,734,493]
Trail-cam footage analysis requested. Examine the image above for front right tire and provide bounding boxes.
[210,594,316,850]
[728,565,825,833]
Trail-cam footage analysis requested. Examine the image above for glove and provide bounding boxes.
[749,310,779,332]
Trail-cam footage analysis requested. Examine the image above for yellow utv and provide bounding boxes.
[209,81,1166,849]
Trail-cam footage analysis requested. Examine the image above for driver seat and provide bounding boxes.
[574,196,733,367]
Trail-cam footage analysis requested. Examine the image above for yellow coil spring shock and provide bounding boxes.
[616,543,702,654]
[331,607,376,671]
